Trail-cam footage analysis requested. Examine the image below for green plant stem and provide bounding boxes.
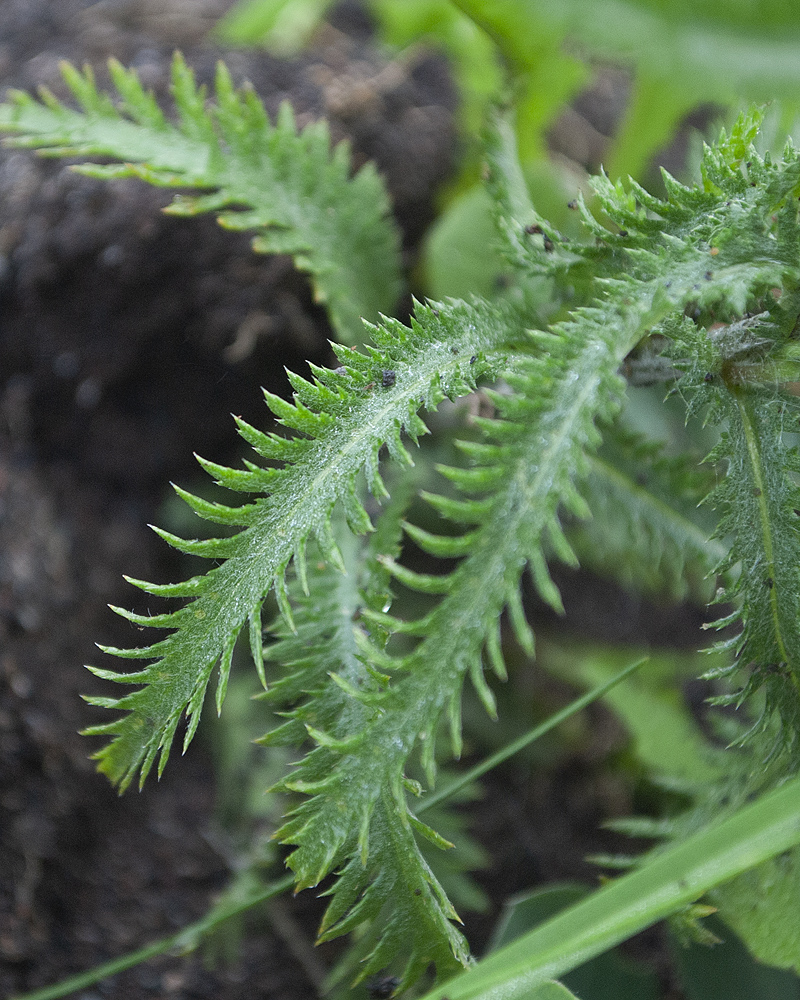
[417,774,800,999]
[417,657,647,815]
[9,874,295,1000]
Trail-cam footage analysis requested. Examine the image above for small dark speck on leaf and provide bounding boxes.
[543,236,554,252]
[368,975,401,999]
[567,199,578,209]
[381,370,396,388]
[525,223,542,235]
[704,372,714,383]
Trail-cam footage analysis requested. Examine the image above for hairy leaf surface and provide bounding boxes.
[5,75,800,992]
[82,299,510,791]
[0,54,401,343]
[570,433,724,603]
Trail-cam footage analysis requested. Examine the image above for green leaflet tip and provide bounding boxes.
[107,603,178,629]
[86,663,149,683]
[81,694,123,710]
[274,571,297,634]
[80,719,121,738]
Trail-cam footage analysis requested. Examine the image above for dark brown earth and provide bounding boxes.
[0,4,707,998]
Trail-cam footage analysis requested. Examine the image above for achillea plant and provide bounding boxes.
[3,48,800,1000]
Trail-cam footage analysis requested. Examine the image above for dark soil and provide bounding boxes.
[0,4,705,999]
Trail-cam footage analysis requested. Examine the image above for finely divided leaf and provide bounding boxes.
[81,300,510,791]
[570,431,723,603]
[0,54,401,343]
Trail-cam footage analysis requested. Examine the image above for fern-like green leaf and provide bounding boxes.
[650,115,800,751]
[7,70,800,991]
[592,116,800,974]
[80,299,510,791]
[699,387,800,753]
[258,494,474,986]
[569,430,724,603]
[282,112,800,981]
[0,54,401,343]
[266,248,712,983]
